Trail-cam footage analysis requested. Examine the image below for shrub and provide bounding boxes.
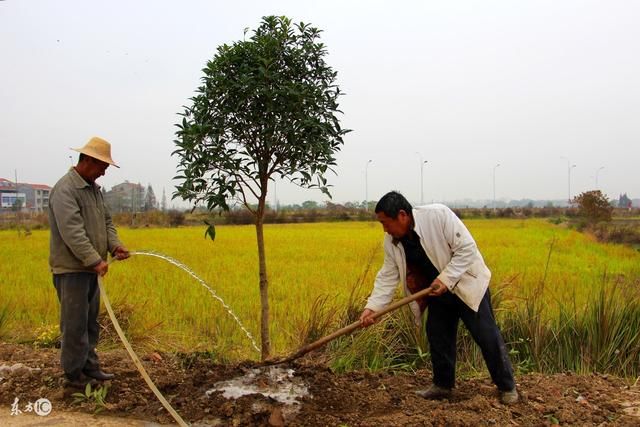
[572,190,612,224]
[167,209,185,227]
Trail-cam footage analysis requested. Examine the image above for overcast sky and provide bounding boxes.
[1,0,639,206]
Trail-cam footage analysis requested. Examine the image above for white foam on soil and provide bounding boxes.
[205,367,309,405]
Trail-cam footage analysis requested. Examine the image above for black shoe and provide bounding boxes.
[82,369,115,381]
[415,384,452,400]
[500,388,519,404]
[64,374,99,389]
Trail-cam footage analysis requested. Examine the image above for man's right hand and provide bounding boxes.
[93,260,108,277]
[359,308,377,327]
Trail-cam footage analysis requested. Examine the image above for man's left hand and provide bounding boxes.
[427,278,448,297]
[113,246,130,260]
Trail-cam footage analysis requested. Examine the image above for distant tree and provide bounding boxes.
[302,200,319,209]
[572,190,613,224]
[618,193,632,208]
[161,188,167,212]
[144,184,157,211]
[173,16,349,359]
[12,198,23,211]
[325,201,344,211]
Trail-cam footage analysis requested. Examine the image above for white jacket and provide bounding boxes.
[365,204,491,324]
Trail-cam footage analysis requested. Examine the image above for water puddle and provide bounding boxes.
[205,366,309,406]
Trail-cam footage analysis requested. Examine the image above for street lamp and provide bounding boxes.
[415,152,428,205]
[273,180,277,213]
[561,157,577,205]
[365,159,372,210]
[492,163,500,210]
[595,166,604,190]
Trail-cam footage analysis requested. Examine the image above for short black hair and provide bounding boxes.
[375,191,413,218]
[79,153,103,164]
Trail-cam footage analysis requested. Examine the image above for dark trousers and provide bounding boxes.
[426,289,515,391]
[53,272,101,379]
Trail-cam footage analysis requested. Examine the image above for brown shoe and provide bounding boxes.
[500,388,519,404]
[415,384,452,400]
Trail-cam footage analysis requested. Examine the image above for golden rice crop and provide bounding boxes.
[1,219,638,361]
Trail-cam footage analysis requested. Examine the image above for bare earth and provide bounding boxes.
[1,343,639,426]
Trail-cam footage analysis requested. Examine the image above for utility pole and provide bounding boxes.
[561,157,576,205]
[595,166,604,190]
[14,169,22,235]
[131,185,135,226]
[493,163,500,211]
[273,180,277,213]
[415,152,429,205]
[365,159,372,210]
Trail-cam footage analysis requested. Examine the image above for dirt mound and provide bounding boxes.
[1,343,639,426]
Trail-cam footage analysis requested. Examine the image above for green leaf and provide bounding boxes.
[204,223,216,242]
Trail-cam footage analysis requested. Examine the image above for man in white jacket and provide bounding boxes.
[360,191,517,404]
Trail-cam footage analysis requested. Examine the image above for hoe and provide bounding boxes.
[264,285,435,366]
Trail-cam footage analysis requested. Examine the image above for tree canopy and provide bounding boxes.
[173,15,348,212]
[573,190,613,224]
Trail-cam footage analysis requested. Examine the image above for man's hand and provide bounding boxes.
[427,278,448,297]
[359,308,377,327]
[93,260,109,277]
[113,246,130,260]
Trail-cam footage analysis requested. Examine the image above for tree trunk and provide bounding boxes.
[255,200,271,360]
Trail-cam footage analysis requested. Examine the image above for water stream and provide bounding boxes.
[128,251,261,354]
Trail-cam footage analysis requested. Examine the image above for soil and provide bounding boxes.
[1,342,639,426]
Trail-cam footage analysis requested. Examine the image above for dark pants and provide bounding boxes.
[426,290,515,391]
[53,272,101,380]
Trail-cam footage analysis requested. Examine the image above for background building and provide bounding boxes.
[104,181,150,213]
[0,178,50,212]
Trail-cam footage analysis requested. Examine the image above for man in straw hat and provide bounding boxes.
[48,136,130,388]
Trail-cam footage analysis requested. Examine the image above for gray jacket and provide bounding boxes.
[48,168,122,274]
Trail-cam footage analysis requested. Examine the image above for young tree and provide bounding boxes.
[173,16,348,359]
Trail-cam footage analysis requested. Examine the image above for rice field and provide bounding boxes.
[1,219,639,362]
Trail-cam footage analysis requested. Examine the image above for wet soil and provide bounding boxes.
[1,342,639,426]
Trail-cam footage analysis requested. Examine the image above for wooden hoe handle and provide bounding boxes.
[270,285,433,364]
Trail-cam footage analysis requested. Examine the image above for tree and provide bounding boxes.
[144,184,157,211]
[302,200,319,209]
[618,193,632,209]
[173,16,349,359]
[572,190,613,224]
[161,188,167,212]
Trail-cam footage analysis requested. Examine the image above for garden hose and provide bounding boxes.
[98,267,189,427]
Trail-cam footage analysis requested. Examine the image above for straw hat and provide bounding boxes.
[71,137,119,168]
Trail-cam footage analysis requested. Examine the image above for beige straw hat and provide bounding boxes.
[71,137,119,168]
